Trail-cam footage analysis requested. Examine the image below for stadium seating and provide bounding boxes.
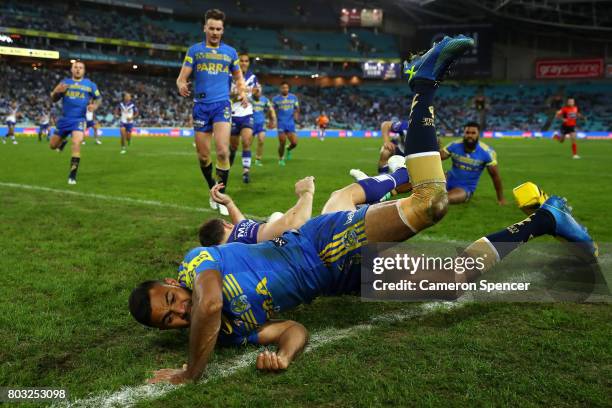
[2,63,610,132]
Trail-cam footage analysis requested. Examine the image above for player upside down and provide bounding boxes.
[128,36,597,383]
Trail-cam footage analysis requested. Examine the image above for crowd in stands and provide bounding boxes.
[1,64,610,132]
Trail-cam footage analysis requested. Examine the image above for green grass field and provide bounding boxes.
[0,135,610,407]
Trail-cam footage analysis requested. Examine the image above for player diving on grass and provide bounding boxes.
[229,52,257,184]
[116,92,138,154]
[49,60,101,185]
[176,8,248,216]
[128,36,597,383]
[251,85,276,166]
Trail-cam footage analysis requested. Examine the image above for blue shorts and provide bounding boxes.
[253,122,265,135]
[193,100,231,133]
[231,115,254,136]
[277,121,296,133]
[38,124,50,131]
[446,178,475,201]
[120,122,134,132]
[298,205,369,291]
[55,117,85,138]
[86,120,96,129]
[6,121,16,127]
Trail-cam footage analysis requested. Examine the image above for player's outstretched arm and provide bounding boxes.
[148,269,223,384]
[257,177,314,242]
[210,183,245,224]
[256,320,309,372]
[487,165,506,205]
[50,82,68,102]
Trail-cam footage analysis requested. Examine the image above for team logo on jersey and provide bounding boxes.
[343,229,359,248]
[271,237,288,247]
[344,211,356,225]
[230,294,251,314]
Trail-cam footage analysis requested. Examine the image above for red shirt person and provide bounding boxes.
[555,98,586,159]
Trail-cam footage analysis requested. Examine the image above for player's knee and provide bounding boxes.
[289,142,297,149]
[397,183,448,232]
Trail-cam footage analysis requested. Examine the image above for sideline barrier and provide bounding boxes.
[2,127,611,140]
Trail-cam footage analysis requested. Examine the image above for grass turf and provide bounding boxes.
[0,135,610,407]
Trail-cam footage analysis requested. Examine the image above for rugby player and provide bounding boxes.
[229,52,257,183]
[49,60,101,184]
[176,8,248,216]
[316,112,329,141]
[37,106,52,142]
[441,122,506,205]
[85,104,102,145]
[272,82,299,166]
[554,97,586,159]
[132,35,585,383]
[251,85,276,166]
[115,92,138,154]
[3,100,20,145]
[199,161,410,246]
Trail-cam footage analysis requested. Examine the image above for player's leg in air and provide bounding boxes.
[194,101,232,216]
[49,119,85,184]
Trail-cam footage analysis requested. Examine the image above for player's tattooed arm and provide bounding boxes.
[487,165,506,205]
[256,320,309,372]
[210,183,245,224]
[50,82,68,102]
[148,269,223,384]
[257,177,314,242]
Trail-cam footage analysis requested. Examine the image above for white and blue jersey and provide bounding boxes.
[230,71,257,135]
[443,140,497,195]
[56,77,100,138]
[38,113,50,130]
[183,42,239,133]
[177,206,369,346]
[389,120,408,155]
[85,110,96,128]
[272,93,299,133]
[118,102,138,132]
[5,105,18,126]
[227,219,262,245]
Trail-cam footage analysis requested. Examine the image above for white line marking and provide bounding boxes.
[56,302,459,408]
[0,182,262,220]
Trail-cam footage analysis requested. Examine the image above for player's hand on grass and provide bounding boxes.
[210,183,232,205]
[295,176,315,196]
[147,364,190,384]
[177,81,191,97]
[256,350,289,372]
[497,198,507,206]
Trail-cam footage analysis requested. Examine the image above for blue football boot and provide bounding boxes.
[408,34,474,89]
[540,195,598,259]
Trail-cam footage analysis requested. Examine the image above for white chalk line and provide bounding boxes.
[0,182,262,220]
[55,302,458,408]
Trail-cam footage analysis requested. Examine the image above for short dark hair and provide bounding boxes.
[204,9,225,24]
[128,280,162,327]
[238,51,249,58]
[464,121,480,130]
[198,218,226,246]
[280,81,290,87]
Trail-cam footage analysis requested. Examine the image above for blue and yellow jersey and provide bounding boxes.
[177,231,336,346]
[443,140,497,191]
[60,78,100,119]
[272,93,299,124]
[182,42,239,104]
[252,96,271,125]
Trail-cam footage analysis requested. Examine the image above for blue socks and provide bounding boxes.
[357,168,409,203]
[405,80,439,155]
